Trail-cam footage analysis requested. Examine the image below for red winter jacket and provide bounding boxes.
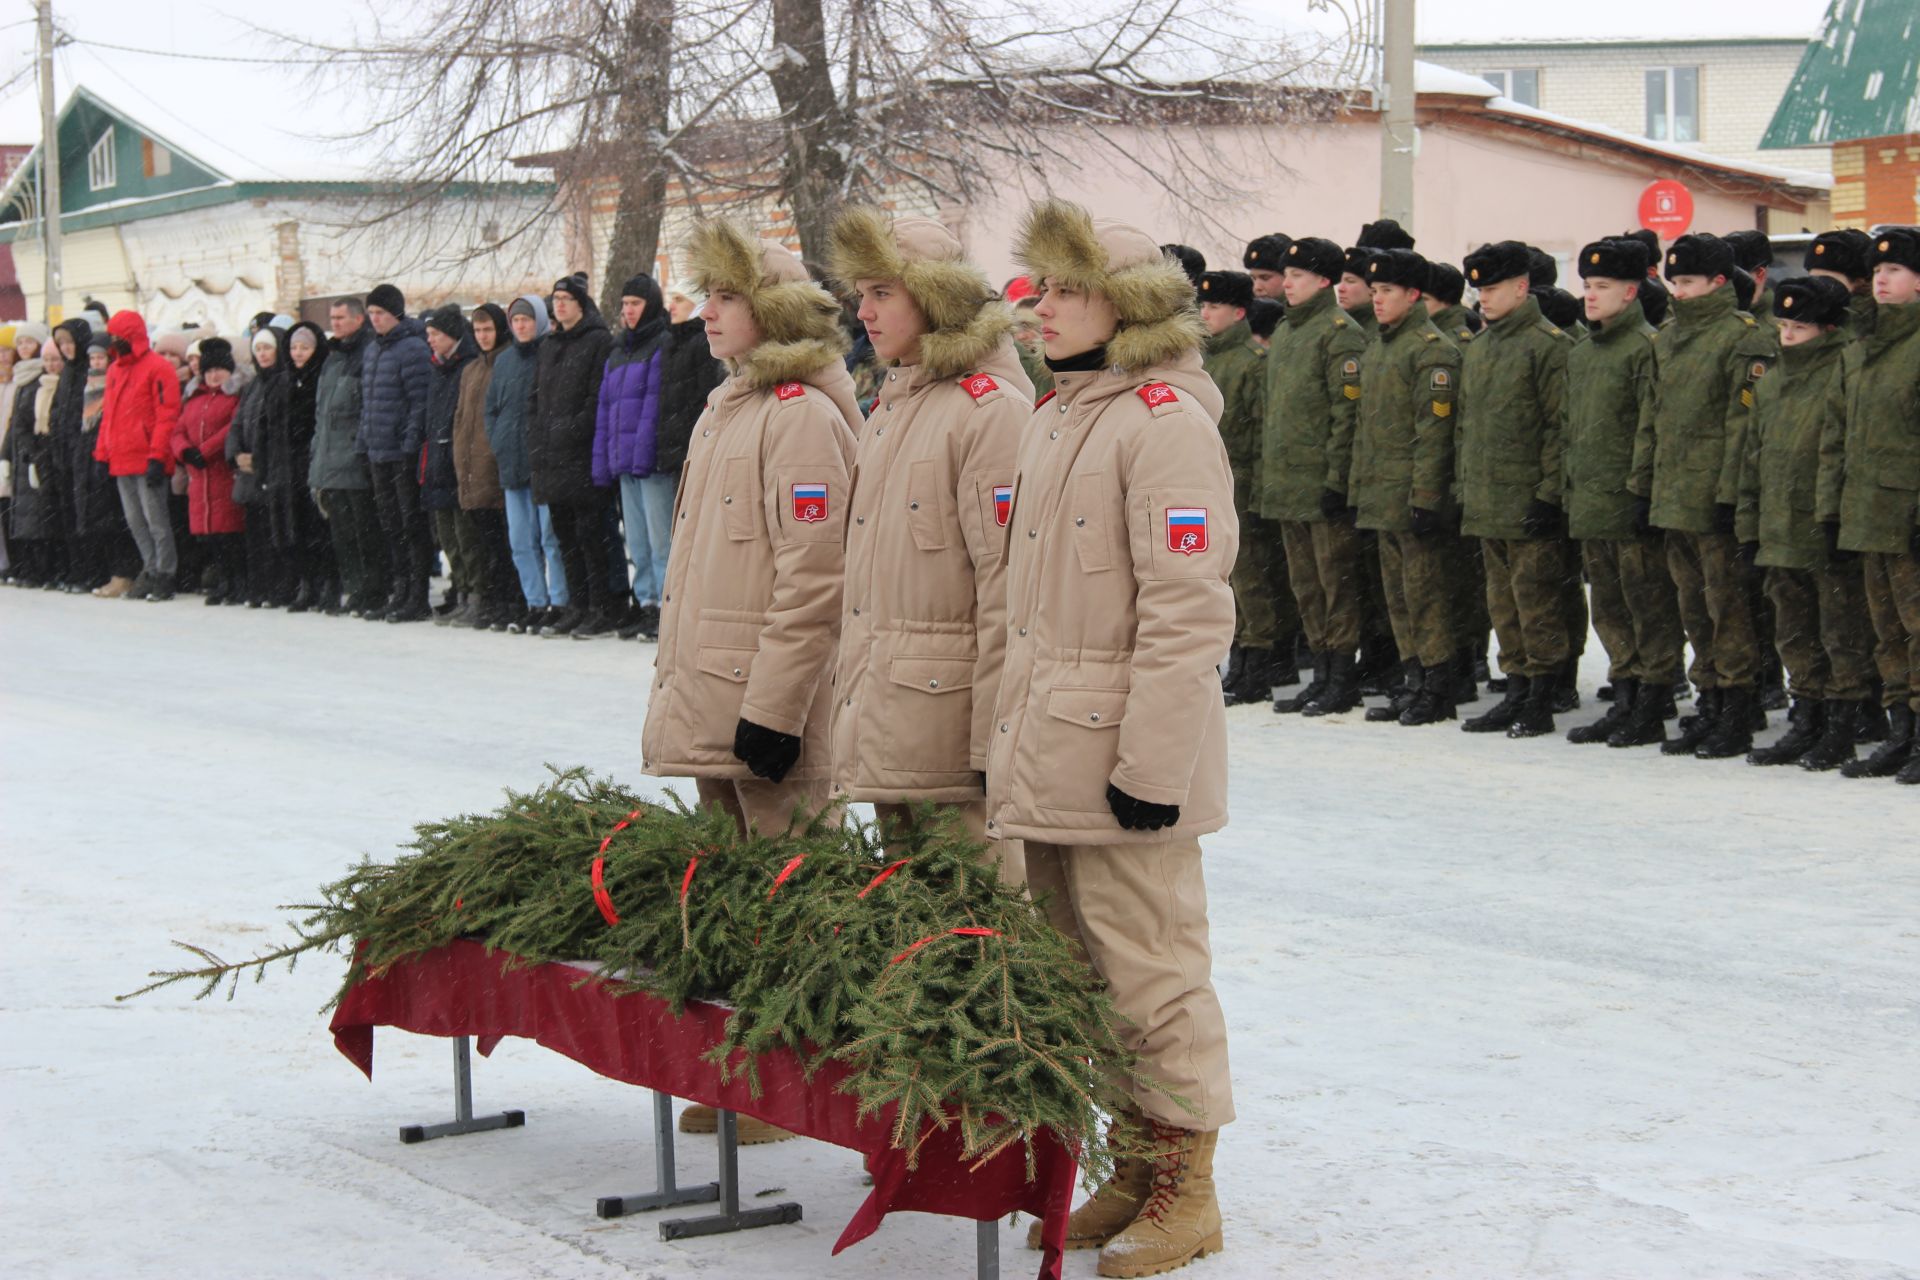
[172,383,245,535]
[94,311,182,478]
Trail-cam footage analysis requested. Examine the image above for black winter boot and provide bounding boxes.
[1855,701,1889,743]
[145,572,177,602]
[1665,689,1721,754]
[1223,648,1274,706]
[386,578,431,623]
[1398,661,1459,725]
[1366,659,1420,721]
[1748,697,1822,765]
[1608,679,1669,748]
[1552,659,1582,713]
[1506,671,1558,738]
[1896,752,1920,785]
[1677,687,1720,733]
[1569,679,1635,744]
[1268,640,1300,688]
[1451,649,1481,705]
[1302,652,1361,717]
[1842,706,1914,778]
[1798,700,1861,772]
[1695,685,1758,759]
[1274,653,1329,714]
[1463,674,1529,733]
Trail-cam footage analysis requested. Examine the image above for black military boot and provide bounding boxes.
[1274,653,1329,714]
[1223,648,1273,706]
[1896,752,1920,785]
[1568,679,1635,744]
[1663,688,1720,755]
[1463,673,1529,733]
[1758,649,1787,712]
[1747,697,1822,766]
[1552,658,1582,713]
[1798,700,1860,772]
[1842,706,1914,778]
[1399,661,1459,725]
[1855,701,1889,743]
[1268,640,1300,688]
[1366,659,1420,721]
[1450,649,1481,705]
[1506,671,1558,738]
[1608,679,1670,748]
[1303,652,1361,717]
[1695,685,1758,759]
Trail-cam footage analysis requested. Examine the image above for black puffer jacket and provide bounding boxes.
[422,328,479,512]
[656,316,725,475]
[529,304,613,505]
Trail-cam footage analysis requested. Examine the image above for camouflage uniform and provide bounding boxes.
[1203,318,1295,650]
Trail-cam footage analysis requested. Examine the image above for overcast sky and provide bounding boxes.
[0,0,1833,179]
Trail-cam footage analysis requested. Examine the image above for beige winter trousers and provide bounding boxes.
[1022,838,1234,1132]
[695,776,834,838]
[872,802,1025,885]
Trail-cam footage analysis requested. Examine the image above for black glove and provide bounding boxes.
[1631,496,1653,536]
[1521,498,1562,539]
[1320,488,1351,520]
[1106,783,1180,832]
[1736,541,1759,568]
[179,446,206,469]
[1408,506,1442,540]
[1823,521,1857,565]
[1711,502,1736,535]
[732,718,801,784]
[144,458,167,487]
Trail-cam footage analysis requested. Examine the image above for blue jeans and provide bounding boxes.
[619,471,678,604]
[503,486,569,608]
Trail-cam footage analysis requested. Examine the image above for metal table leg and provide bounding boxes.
[398,1036,525,1143]
[657,1109,803,1239]
[977,1217,1000,1279]
[595,1091,721,1217]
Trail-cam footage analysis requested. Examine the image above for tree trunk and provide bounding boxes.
[599,0,674,313]
[766,0,848,269]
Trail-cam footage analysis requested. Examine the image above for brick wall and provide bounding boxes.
[1831,134,1920,229]
[1419,41,1829,173]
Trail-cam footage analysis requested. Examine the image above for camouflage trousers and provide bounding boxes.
[1554,537,1588,661]
[1481,537,1571,678]
[1280,517,1362,653]
[1583,533,1685,685]
[1863,551,1920,711]
[1228,509,1300,650]
[1445,532,1490,655]
[1765,564,1875,702]
[1378,530,1456,667]
[1667,530,1760,689]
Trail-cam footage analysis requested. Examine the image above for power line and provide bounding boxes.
[58,33,407,67]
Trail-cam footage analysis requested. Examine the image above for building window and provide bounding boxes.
[1645,67,1699,142]
[88,127,116,191]
[1479,68,1540,107]
[142,137,170,178]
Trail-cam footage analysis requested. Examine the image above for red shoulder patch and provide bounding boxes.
[775,382,806,401]
[962,373,999,399]
[1136,382,1177,409]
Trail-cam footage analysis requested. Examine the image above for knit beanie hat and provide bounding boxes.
[367,283,406,316]
[423,303,467,338]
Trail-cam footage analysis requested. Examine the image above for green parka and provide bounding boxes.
[1428,304,1477,347]
[1202,318,1266,513]
[1456,294,1570,540]
[1819,301,1920,555]
[1629,283,1775,532]
[1257,287,1365,523]
[1349,313,1460,533]
[1737,328,1847,570]
[1564,299,1658,541]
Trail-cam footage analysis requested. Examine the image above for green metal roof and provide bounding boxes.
[1761,0,1920,149]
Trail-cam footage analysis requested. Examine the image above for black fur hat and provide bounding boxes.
[1424,261,1466,305]
[1576,238,1651,281]
[1243,233,1292,272]
[1196,270,1254,310]
[1365,248,1429,290]
[1773,274,1851,326]
[1664,233,1735,281]
[1463,240,1531,288]
[1284,237,1345,282]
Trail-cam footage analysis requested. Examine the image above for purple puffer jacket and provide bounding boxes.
[593,326,667,485]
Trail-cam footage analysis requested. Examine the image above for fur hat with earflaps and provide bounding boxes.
[683,219,847,389]
[1013,199,1205,373]
[828,208,1013,381]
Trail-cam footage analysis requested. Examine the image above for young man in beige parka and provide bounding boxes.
[992,199,1236,1278]
[824,208,1031,869]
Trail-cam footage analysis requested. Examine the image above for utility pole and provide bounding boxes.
[35,0,63,323]
[1378,0,1416,227]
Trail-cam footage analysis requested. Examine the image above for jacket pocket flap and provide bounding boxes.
[888,657,974,694]
[1046,686,1127,728]
[696,647,755,683]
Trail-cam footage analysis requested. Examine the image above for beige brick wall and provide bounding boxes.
[1419,41,1829,173]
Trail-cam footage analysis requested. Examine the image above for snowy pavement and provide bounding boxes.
[4,587,1917,1279]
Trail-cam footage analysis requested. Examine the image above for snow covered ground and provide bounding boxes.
[4,587,1917,1279]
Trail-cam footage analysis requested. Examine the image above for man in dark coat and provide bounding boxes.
[356,282,435,621]
[421,304,482,623]
[312,297,388,616]
[530,272,617,637]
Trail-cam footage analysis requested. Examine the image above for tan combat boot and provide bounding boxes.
[1026,1152,1152,1250]
[676,1103,794,1144]
[1095,1124,1222,1277]
[92,576,134,599]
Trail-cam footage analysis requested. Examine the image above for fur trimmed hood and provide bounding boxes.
[827,208,1013,381]
[682,219,848,390]
[1012,199,1205,374]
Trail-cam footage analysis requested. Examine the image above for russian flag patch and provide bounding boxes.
[1166,507,1209,555]
[791,482,829,523]
[993,484,1013,527]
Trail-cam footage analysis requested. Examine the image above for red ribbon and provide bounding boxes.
[768,855,807,900]
[857,859,910,899]
[680,855,700,904]
[889,926,1000,966]
[589,809,646,928]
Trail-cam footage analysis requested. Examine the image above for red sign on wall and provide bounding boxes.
[1638,179,1694,236]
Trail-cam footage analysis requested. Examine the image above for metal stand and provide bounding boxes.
[397,1036,526,1144]
[595,1091,721,1217]
[976,1217,1000,1279]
